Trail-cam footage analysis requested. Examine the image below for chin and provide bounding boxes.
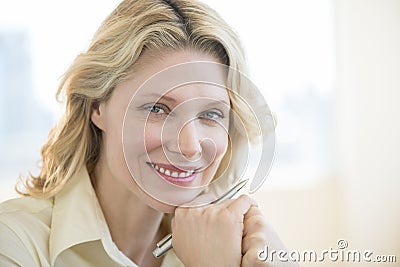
[147,198,177,214]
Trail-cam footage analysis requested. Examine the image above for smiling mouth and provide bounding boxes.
[147,162,199,185]
[147,162,195,177]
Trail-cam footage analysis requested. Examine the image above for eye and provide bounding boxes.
[200,110,224,121]
[144,103,170,116]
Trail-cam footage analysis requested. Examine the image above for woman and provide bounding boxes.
[0,0,295,266]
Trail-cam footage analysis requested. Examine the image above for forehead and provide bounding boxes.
[131,48,226,78]
[114,49,229,104]
[142,83,230,107]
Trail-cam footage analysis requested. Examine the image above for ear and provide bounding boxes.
[91,101,106,131]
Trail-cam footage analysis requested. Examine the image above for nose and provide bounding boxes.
[168,120,202,159]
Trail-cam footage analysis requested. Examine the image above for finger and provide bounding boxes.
[225,195,258,217]
[242,207,268,254]
[243,206,265,235]
[244,204,263,218]
[171,216,176,230]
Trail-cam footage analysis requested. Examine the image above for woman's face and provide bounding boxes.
[91,49,230,212]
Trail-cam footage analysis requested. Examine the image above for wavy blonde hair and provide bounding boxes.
[19,0,262,198]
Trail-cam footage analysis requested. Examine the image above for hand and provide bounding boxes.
[171,195,256,267]
[241,206,299,267]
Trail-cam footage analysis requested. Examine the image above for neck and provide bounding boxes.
[91,164,165,266]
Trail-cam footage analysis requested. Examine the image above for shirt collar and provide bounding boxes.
[49,166,103,266]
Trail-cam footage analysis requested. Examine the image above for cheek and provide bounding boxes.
[143,123,162,154]
[214,119,230,158]
[201,130,228,182]
[122,118,147,170]
[103,123,133,184]
[123,117,162,156]
[216,134,228,158]
[105,115,124,160]
[207,128,229,162]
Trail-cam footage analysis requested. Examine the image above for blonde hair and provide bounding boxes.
[19,0,261,198]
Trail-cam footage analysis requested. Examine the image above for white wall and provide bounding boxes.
[254,1,400,266]
[335,0,400,260]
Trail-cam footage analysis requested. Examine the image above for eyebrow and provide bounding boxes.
[143,93,230,106]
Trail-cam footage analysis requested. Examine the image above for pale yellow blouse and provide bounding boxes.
[0,167,184,267]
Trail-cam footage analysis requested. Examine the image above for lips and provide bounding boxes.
[147,162,198,186]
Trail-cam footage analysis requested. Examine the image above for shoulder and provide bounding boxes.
[0,195,52,213]
[0,196,53,230]
[0,197,53,267]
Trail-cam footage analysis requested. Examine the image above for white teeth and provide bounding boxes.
[150,163,195,178]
